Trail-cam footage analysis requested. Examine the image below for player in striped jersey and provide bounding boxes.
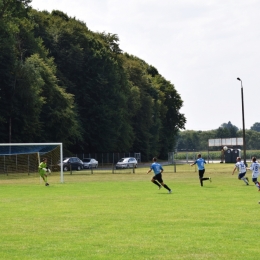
[232,157,249,185]
[247,157,260,191]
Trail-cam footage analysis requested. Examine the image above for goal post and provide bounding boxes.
[0,143,64,183]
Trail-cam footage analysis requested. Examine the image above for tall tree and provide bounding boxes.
[0,0,33,142]
[151,75,186,158]
[221,121,238,131]
[250,122,260,132]
[0,4,82,147]
[32,10,135,152]
[0,0,31,19]
[1,5,187,159]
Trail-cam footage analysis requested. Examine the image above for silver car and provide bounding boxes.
[116,157,138,169]
[82,158,98,169]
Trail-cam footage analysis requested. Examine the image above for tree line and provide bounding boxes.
[177,121,260,151]
[0,0,186,160]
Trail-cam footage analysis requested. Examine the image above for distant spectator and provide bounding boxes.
[220,147,225,163]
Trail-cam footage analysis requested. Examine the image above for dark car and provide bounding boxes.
[59,157,84,171]
[116,157,138,169]
[82,158,98,169]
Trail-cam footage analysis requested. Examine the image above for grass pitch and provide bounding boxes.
[0,163,259,260]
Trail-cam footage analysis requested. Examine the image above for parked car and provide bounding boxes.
[115,157,138,169]
[59,157,84,171]
[82,158,98,169]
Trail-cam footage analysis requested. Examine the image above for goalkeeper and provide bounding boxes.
[38,158,50,186]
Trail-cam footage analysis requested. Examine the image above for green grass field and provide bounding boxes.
[0,163,259,260]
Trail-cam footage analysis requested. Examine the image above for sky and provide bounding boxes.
[31,0,260,131]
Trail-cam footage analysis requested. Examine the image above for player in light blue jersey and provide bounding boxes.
[190,154,211,187]
[247,157,260,191]
[232,157,249,185]
[147,157,172,193]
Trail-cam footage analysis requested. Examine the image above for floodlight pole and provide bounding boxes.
[237,78,247,165]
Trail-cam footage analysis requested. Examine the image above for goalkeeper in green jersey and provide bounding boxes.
[38,158,50,186]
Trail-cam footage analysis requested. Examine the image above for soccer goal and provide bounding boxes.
[0,143,64,183]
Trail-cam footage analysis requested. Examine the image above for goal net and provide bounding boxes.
[0,143,64,183]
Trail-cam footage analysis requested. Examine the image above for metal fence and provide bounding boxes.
[61,162,137,175]
[73,152,141,166]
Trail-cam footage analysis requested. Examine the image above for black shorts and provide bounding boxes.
[238,172,246,179]
[153,173,163,183]
[199,169,205,179]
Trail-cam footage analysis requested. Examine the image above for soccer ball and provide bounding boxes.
[223,146,228,151]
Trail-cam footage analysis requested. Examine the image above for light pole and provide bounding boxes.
[237,78,247,165]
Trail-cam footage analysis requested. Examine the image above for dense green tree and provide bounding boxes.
[221,121,238,136]
[31,10,135,152]
[237,129,260,150]
[216,121,238,138]
[198,130,217,149]
[122,55,154,160]
[0,0,33,142]
[0,0,31,19]
[0,21,14,140]
[220,121,238,131]
[0,4,82,147]
[121,55,186,160]
[21,54,82,145]
[177,130,202,150]
[216,127,230,138]
[177,124,260,151]
[0,4,187,159]
[152,75,186,158]
[250,122,260,132]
